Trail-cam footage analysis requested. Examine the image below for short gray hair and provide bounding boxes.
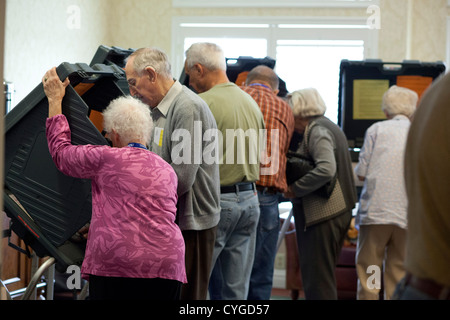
[103,95,153,146]
[288,88,327,118]
[185,42,227,71]
[382,85,418,118]
[127,47,172,78]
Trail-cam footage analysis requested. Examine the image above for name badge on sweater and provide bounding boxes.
[154,127,164,147]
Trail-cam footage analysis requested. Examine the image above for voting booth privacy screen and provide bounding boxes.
[338,59,446,149]
[90,45,134,95]
[4,60,127,271]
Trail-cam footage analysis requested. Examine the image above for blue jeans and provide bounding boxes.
[247,190,280,300]
[209,189,260,300]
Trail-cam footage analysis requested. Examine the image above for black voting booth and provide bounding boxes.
[338,59,446,153]
[3,62,127,298]
[89,45,135,95]
[90,45,134,68]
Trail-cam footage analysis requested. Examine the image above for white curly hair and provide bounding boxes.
[102,95,153,146]
[382,85,418,118]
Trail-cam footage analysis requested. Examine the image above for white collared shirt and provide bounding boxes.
[355,114,411,229]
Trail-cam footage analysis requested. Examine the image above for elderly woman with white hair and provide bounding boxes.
[354,85,418,300]
[42,67,186,300]
[286,87,357,300]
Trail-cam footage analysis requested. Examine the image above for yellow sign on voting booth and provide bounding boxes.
[352,79,389,120]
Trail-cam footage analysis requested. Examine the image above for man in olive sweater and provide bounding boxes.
[185,42,265,300]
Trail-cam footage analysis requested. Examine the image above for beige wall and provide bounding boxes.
[4,0,113,103]
[4,0,449,105]
[107,0,368,55]
[379,0,447,62]
[108,0,448,62]
[409,0,447,61]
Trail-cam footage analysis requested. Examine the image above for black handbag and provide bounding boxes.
[286,151,337,198]
[286,151,314,185]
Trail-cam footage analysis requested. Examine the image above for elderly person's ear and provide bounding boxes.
[144,66,157,82]
[190,63,204,76]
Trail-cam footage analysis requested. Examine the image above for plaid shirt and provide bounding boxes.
[242,84,294,193]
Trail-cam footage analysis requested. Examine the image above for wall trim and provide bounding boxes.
[173,0,380,8]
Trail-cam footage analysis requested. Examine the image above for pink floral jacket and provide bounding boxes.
[46,114,186,283]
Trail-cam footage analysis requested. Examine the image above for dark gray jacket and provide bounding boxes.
[291,116,357,222]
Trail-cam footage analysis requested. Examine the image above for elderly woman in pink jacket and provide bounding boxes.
[42,67,186,300]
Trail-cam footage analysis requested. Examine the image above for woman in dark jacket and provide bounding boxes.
[285,87,357,300]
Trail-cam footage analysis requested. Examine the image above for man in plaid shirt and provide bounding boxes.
[241,65,294,300]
